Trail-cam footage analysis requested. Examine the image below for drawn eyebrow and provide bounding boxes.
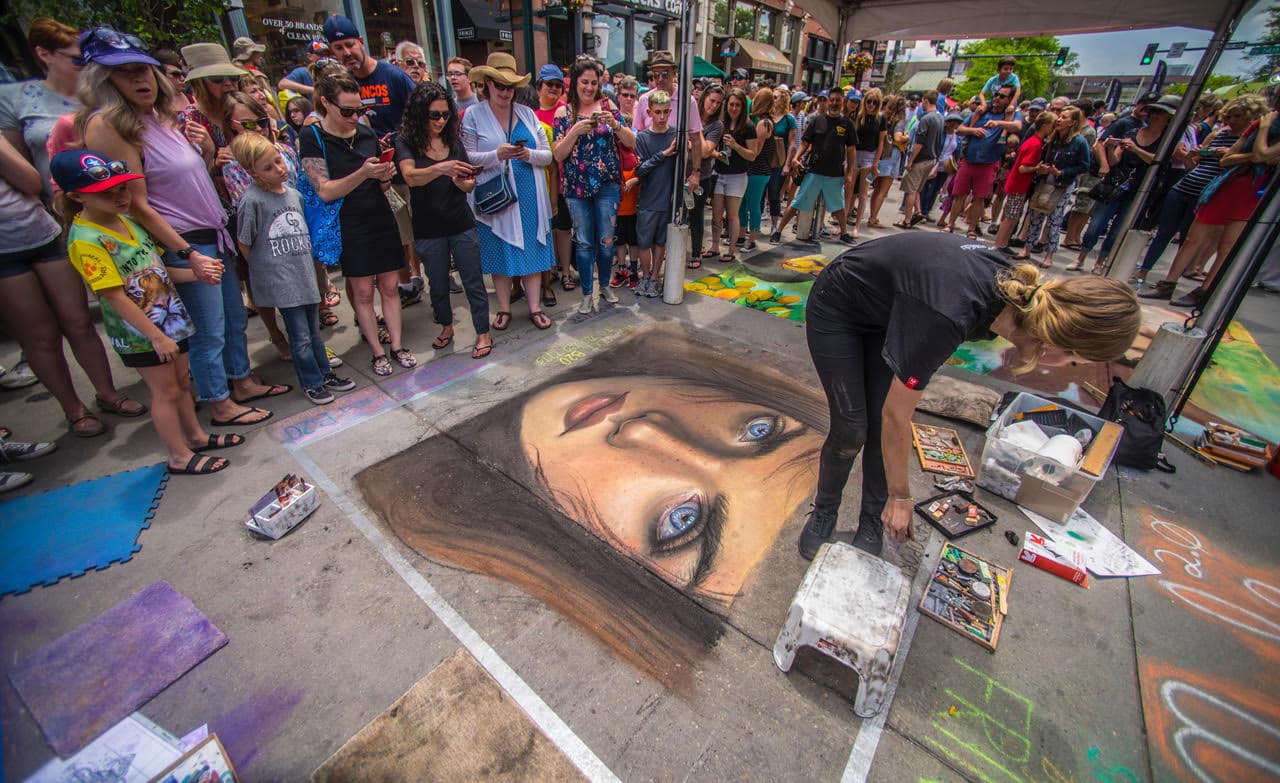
[688,494,727,590]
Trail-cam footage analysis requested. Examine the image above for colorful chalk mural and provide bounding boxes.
[357,327,828,689]
[685,247,1280,443]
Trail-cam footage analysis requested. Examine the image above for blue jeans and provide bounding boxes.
[566,182,620,295]
[279,304,330,391]
[166,241,250,403]
[415,230,489,335]
[1140,189,1198,272]
[1081,195,1132,257]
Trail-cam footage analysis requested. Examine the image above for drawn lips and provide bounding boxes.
[563,393,628,434]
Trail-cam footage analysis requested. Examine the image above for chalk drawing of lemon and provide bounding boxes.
[696,275,720,285]
[747,289,775,302]
[765,306,791,316]
[714,289,741,299]
[777,295,801,305]
[685,282,708,292]
[781,255,828,274]
[733,279,756,289]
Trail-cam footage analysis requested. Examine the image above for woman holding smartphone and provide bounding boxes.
[397,83,493,359]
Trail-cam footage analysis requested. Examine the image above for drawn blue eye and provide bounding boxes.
[741,415,779,442]
[657,496,702,542]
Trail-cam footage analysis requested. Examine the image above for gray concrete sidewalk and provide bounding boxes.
[2,230,1277,783]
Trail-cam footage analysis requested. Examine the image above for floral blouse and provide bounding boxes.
[222,143,299,207]
[553,107,624,200]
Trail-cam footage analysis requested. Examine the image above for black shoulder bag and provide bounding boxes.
[1098,376,1176,472]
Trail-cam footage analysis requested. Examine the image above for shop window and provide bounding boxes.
[241,0,343,80]
[362,0,417,60]
[595,14,627,73]
[756,9,771,46]
[780,16,794,52]
[712,0,730,36]
[635,18,659,66]
[733,3,754,38]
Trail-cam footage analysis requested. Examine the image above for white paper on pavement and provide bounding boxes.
[1019,506,1161,578]
[25,713,182,783]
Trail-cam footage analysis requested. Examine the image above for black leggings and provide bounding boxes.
[805,280,894,530]
[690,174,717,253]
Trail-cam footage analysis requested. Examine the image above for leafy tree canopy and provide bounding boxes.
[953,36,1078,104]
[1161,75,1241,95]
[6,0,226,51]
[1246,3,1280,80]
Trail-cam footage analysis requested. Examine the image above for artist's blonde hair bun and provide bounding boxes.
[997,263,1141,367]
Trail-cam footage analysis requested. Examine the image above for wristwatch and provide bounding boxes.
[175,246,195,260]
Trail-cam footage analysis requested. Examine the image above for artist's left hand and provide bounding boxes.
[882,498,916,543]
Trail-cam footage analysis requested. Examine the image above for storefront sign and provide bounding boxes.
[261,17,325,42]
[610,0,680,18]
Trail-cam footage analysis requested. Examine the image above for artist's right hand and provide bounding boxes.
[359,157,394,181]
[882,498,917,544]
[151,334,179,363]
[190,251,224,285]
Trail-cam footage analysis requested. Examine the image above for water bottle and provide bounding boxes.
[683,183,695,211]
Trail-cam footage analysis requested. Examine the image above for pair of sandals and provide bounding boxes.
[209,382,291,427]
[433,328,494,359]
[169,433,245,475]
[491,311,552,331]
[372,349,417,377]
[67,394,149,437]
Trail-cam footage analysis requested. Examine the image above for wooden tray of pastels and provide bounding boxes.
[918,542,1011,652]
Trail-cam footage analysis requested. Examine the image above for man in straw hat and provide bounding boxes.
[322,14,415,138]
[231,36,266,72]
[633,50,701,193]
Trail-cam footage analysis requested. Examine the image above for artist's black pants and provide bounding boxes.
[690,174,716,253]
[805,277,893,531]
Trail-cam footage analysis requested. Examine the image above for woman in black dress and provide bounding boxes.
[798,233,1141,560]
[299,73,415,376]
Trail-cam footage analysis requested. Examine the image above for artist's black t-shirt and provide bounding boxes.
[808,233,1010,390]
[803,113,857,178]
[394,138,476,240]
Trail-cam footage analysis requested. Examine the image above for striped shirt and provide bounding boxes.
[1174,130,1239,198]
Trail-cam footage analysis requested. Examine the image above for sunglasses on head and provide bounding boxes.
[91,27,146,51]
[85,159,132,180]
[427,109,451,120]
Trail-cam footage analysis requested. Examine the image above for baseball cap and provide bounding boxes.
[732,68,749,80]
[790,91,808,104]
[818,89,830,98]
[323,15,361,43]
[945,112,964,122]
[846,88,863,101]
[1029,97,1048,110]
[307,40,330,55]
[50,150,144,194]
[78,27,160,68]
[907,91,922,101]
[538,63,565,83]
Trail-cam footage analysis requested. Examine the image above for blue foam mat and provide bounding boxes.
[0,464,168,596]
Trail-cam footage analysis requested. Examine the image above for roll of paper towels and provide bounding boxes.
[1037,434,1083,467]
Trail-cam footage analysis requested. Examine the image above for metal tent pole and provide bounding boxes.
[1105,0,1248,284]
[662,0,697,304]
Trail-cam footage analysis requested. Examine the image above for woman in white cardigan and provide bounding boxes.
[462,53,556,330]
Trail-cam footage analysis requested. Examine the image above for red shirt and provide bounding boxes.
[1003,134,1044,196]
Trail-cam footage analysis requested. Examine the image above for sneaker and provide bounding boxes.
[798,506,839,560]
[323,373,356,392]
[769,231,782,244]
[602,287,619,304]
[305,387,335,405]
[628,273,641,290]
[0,360,39,390]
[609,268,630,288]
[449,274,463,294]
[819,228,832,239]
[577,294,594,314]
[0,471,33,493]
[325,347,343,368]
[742,239,758,252]
[0,440,56,462]
[1171,287,1207,308]
[838,232,856,244]
[398,283,422,307]
[646,278,662,298]
[851,516,884,556]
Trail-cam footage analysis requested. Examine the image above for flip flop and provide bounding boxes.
[562,277,577,292]
[324,289,341,308]
[687,259,702,269]
[432,332,454,349]
[698,249,719,259]
[471,343,493,359]
[543,291,558,308]
[232,383,292,403]
[169,454,229,475]
[210,407,273,427]
[193,433,245,451]
[530,311,553,330]
[492,311,511,330]
[319,309,339,327]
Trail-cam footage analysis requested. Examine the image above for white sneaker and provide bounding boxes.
[577,294,594,315]
[0,471,33,493]
[0,361,39,390]
[0,440,57,462]
[325,347,343,368]
[602,287,619,304]
[591,290,601,312]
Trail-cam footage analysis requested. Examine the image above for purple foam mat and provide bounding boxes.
[8,579,228,756]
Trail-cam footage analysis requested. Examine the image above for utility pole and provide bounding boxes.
[946,41,959,78]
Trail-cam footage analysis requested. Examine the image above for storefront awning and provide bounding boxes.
[732,39,792,76]
[693,56,725,79]
[452,0,511,42]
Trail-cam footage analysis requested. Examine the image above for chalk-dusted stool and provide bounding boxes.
[773,541,911,717]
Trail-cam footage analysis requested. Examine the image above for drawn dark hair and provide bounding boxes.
[401,81,462,157]
[356,326,827,691]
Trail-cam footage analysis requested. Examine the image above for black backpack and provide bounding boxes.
[1099,376,1175,472]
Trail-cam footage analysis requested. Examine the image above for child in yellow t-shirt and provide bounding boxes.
[52,150,242,475]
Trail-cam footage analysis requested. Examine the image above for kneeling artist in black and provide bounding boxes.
[799,233,1141,559]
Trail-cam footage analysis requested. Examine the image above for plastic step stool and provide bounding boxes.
[773,541,911,717]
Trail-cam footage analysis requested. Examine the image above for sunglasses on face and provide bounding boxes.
[490,82,515,93]
[165,69,186,78]
[333,104,370,117]
[204,75,238,85]
[236,117,268,131]
[543,81,564,91]
[85,159,132,180]
[427,110,451,120]
[402,58,426,67]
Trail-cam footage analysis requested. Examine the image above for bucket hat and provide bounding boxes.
[471,52,531,87]
[181,43,248,81]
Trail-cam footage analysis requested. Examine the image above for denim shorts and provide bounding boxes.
[0,237,63,279]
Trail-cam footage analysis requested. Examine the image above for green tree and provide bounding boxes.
[6,0,227,50]
[953,36,1078,103]
[1246,3,1280,80]
[1161,75,1241,96]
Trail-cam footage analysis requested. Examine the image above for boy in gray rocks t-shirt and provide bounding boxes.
[234,139,353,404]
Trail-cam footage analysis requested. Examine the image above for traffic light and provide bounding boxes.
[1054,47,1069,67]
[1141,43,1158,66]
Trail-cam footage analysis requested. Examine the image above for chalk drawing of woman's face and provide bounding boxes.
[520,376,821,605]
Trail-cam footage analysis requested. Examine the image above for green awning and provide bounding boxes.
[693,56,725,79]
